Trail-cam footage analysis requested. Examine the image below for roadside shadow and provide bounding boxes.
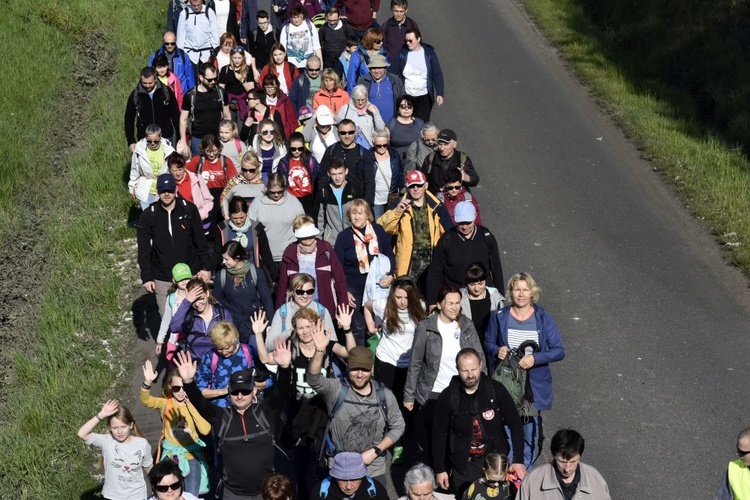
[132,292,159,342]
[80,485,103,499]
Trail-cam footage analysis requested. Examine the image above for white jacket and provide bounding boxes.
[128,138,175,200]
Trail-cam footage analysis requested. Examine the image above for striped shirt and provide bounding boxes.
[507,311,539,356]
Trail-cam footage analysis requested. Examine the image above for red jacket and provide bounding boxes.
[335,0,380,31]
[268,91,299,139]
[276,240,349,318]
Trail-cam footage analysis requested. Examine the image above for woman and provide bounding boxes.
[153,53,184,109]
[214,240,274,346]
[168,153,214,221]
[460,263,504,348]
[364,276,426,405]
[221,151,265,218]
[484,272,565,470]
[277,215,348,319]
[462,453,515,500]
[129,124,175,209]
[386,95,424,162]
[248,173,305,283]
[346,28,388,91]
[259,43,299,96]
[219,46,259,122]
[251,118,288,180]
[261,73,299,139]
[394,28,445,122]
[77,400,153,500]
[312,68,350,116]
[185,135,238,221]
[302,104,338,163]
[213,32,239,70]
[141,361,211,496]
[277,132,319,216]
[148,459,201,500]
[170,278,233,361]
[220,198,255,258]
[265,272,337,350]
[367,129,403,218]
[240,89,286,144]
[214,0,239,41]
[336,84,385,147]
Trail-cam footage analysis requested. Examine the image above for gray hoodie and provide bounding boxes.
[247,193,305,260]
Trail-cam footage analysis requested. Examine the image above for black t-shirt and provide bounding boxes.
[469,294,492,345]
[182,87,227,138]
[555,465,581,500]
[220,65,251,95]
[292,341,335,396]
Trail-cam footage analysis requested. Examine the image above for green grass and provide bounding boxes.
[0,0,162,496]
[524,0,750,269]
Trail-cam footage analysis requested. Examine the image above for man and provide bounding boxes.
[357,54,405,124]
[436,168,483,225]
[716,427,750,500]
[381,0,419,62]
[290,55,323,112]
[404,122,438,172]
[318,119,375,206]
[318,7,352,72]
[245,10,279,68]
[308,344,405,487]
[280,5,323,69]
[241,0,287,43]
[335,0,378,38]
[176,346,295,499]
[137,174,212,317]
[149,31,196,93]
[178,63,231,156]
[311,452,389,500]
[425,201,503,306]
[124,68,180,153]
[432,348,526,496]
[377,169,452,291]
[394,28,444,122]
[314,158,361,244]
[176,0,220,78]
[420,128,479,195]
[517,429,611,499]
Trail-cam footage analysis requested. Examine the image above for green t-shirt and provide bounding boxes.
[146,146,166,194]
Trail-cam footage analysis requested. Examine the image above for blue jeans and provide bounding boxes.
[373,203,385,219]
[190,135,203,156]
[505,413,542,471]
[138,193,157,211]
[184,458,202,496]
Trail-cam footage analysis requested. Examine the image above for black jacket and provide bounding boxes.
[318,143,375,207]
[419,149,480,195]
[432,375,525,474]
[124,80,180,145]
[137,198,211,283]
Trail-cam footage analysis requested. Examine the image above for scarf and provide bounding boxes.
[226,260,252,287]
[352,223,379,274]
[229,217,251,248]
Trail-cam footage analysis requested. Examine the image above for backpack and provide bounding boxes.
[218,266,257,289]
[425,150,468,175]
[209,343,253,387]
[319,476,377,499]
[188,86,226,128]
[278,301,326,332]
[131,83,171,120]
[491,340,539,419]
[181,304,227,357]
[318,379,389,462]
[196,154,229,180]
[183,1,215,22]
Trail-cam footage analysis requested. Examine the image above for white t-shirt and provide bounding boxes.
[432,317,462,393]
[281,21,321,68]
[215,0,231,36]
[403,48,429,97]
[311,131,338,163]
[373,299,416,368]
[373,157,392,205]
[85,433,153,500]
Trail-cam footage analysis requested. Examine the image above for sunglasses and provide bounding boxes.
[260,130,274,135]
[739,448,750,457]
[230,388,253,396]
[146,139,161,145]
[163,42,176,46]
[339,130,356,136]
[374,143,389,149]
[290,146,305,152]
[241,168,257,173]
[443,185,461,192]
[155,481,182,493]
[294,288,315,296]
[171,385,185,392]
[204,77,217,83]
[392,276,415,288]
[231,47,244,53]
[373,39,383,44]
[407,183,425,189]
[399,103,413,109]
[267,190,285,196]
[306,67,321,72]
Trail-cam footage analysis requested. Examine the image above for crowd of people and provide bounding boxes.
[85,1,628,499]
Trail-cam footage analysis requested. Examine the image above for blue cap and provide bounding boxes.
[157,173,177,193]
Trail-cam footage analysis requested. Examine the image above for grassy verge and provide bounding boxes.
[0,1,161,496]
[523,0,750,269]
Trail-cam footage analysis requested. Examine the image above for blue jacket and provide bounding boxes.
[289,73,314,115]
[346,45,389,96]
[365,147,403,199]
[394,42,444,102]
[484,305,565,411]
[149,46,196,92]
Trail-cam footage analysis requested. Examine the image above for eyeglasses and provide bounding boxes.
[241,168,257,173]
[374,143,388,149]
[738,448,750,457]
[443,185,461,192]
[290,146,305,152]
[204,77,217,83]
[146,139,161,145]
[294,288,315,296]
[155,481,182,493]
[230,388,253,396]
[163,42,176,46]
[306,67,321,73]
[267,190,285,196]
[171,385,185,392]
[339,130,356,136]
[260,130,274,135]
[399,103,413,109]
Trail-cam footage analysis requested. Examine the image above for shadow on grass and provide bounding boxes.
[132,292,159,342]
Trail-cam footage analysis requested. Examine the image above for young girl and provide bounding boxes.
[219,119,247,169]
[462,453,514,500]
[152,53,184,108]
[141,361,211,496]
[251,119,287,181]
[77,400,153,500]
[156,263,192,365]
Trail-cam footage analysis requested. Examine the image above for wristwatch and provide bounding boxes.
[371,446,383,456]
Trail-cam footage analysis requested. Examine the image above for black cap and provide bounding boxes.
[229,368,256,392]
[437,129,457,143]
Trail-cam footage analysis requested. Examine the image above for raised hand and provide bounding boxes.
[336,304,354,331]
[142,360,158,385]
[272,338,292,368]
[251,310,269,336]
[174,350,197,383]
[311,319,331,351]
[100,399,120,419]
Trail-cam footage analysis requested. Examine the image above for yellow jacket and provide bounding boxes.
[377,191,451,276]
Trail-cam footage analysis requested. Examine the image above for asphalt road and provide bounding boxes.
[402,0,750,497]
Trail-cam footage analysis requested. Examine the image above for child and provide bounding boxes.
[338,35,360,90]
[77,400,153,500]
[219,119,247,173]
[156,263,192,366]
[462,453,515,500]
[437,168,483,225]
